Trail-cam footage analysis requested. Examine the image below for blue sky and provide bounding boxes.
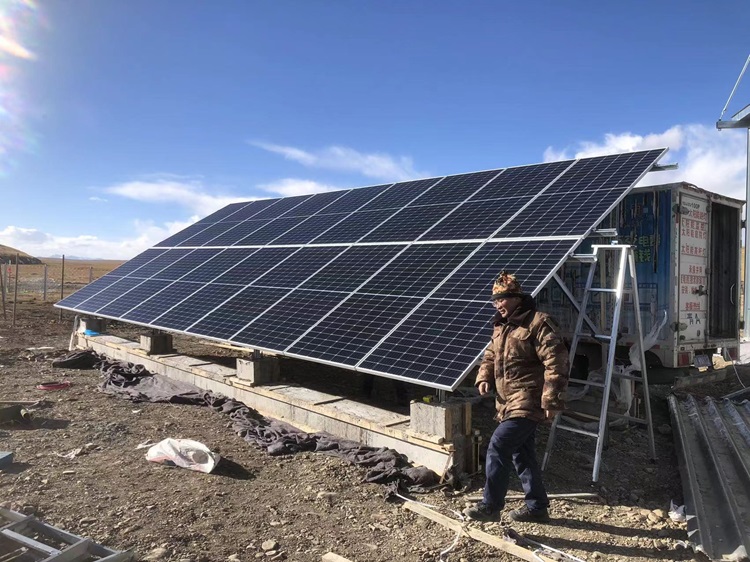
[2,1,750,259]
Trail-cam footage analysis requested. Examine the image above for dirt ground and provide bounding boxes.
[2,299,749,562]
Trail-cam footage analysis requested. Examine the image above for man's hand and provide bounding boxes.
[478,381,491,395]
[544,409,561,422]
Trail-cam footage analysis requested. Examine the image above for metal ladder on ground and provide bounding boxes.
[0,506,134,562]
[542,244,656,482]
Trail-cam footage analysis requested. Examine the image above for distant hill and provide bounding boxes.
[0,244,43,265]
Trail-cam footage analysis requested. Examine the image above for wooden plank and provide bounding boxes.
[402,502,557,562]
[467,492,601,501]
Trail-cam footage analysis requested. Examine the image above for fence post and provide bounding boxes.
[89,266,93,284]
[0,261,5,320]
[43,263,48,302]
[59,255,65,321]
[12,254,19,327]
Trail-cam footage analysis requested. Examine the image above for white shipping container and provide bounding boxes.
[537,182,743,371]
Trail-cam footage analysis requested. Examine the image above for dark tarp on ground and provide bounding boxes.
[54,349,439,495]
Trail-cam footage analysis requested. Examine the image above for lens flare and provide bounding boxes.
[0,0,41,176]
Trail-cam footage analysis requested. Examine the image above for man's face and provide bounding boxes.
[493,297,520,318]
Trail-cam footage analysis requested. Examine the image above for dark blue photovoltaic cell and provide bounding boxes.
[234,216,308,245]
[497,189,623,237]
[180,248,261,283]
[269,213,349,245]
[96,279,173,318]
[418,198,530,241]
[74,277,145,314]
[194,202,250,225]
[288,294,422,365]
[414,170,502,205]
[232,290,347,351]
[320,183,393,214]
[283,190,351,217]
[201,219,271,247]
[468,160,573,201]
[359,203,456,243]
[542,149,665,195]
[155,223,214,247]
[176,222,243,247]
[250,194,312,220]
[154,283,242,331]
[359,298,494,388]
[358,243,477,297]
[122,281,203,324]
[432,240,578,300]
[359,178,443,210]
[152,249,222,281]
[311,208,399,244]
[189,286,287,340]
[128,249,194,279]
[300,245,405,292]
[252,246,345,289]
[108,249,167,277]
[57,275,120,309]
[212,247,299,286]
[220,199,283,222]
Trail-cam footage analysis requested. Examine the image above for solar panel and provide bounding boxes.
[58,148,667,391]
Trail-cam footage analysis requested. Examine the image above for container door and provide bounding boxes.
[708,202,740,338]
[677,193,709,344]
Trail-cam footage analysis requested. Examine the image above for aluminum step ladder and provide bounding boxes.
[542,244,656,482]
[0,507,133,562]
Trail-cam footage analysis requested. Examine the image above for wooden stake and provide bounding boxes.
[403,502,557,562]
[12,254,18,327]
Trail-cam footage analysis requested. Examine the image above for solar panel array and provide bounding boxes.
[57,149,667,390]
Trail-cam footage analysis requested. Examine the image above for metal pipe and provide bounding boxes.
[43,263,48,302]
[745,128,750,340]
[59,255,65,321]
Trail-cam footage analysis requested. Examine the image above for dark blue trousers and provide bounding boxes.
[482,416,549,512]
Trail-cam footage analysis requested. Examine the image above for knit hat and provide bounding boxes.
[491,270,524,300]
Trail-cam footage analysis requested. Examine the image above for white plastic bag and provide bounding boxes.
[145,438,220,473]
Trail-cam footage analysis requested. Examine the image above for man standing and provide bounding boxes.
[464,271,569,523]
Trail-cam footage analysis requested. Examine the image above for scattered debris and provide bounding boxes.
[322,553,353,562]
[145,438,220,473]
[35,380,72,391]
[54,442,95,460]
[261,540,279,552]
[669,500,687,522]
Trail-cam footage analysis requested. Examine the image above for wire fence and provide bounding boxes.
[0,256,121,325]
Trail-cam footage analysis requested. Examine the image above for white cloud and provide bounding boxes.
[251,141,425,182]
[0,220,192,261]
[544,124,748,200]
[89,196,108,203]
[103,178,249,215]
[260,178,339,197]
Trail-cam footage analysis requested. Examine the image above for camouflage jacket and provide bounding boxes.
[475,296,570,422]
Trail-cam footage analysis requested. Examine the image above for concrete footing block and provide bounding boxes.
[77,317,107,334]
[410,400,471,441]
[140,333,174,355]
[236,357,280,386]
